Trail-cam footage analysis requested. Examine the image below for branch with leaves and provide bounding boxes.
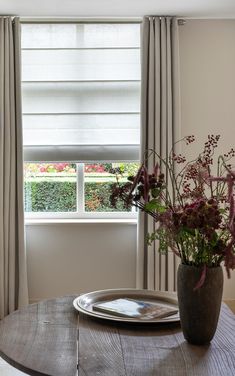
[110,135,235,288]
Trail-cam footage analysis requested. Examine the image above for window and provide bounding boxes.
[22,22,141,218]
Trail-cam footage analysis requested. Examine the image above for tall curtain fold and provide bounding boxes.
[0,17,28,318]
[137,16,181,291]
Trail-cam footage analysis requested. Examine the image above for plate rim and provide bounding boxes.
[73,288,179,324]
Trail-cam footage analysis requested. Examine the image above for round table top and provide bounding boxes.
[0,295,78,376]
[0,295,235,376]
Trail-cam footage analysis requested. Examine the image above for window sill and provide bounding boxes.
[25,218,138,225]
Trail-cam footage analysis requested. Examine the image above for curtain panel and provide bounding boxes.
[137,16,181,291]
[0,17,28,318]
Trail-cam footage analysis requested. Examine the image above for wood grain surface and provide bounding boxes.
[78,303,235,376]
[0,296,235,376]
[0,296,78,376]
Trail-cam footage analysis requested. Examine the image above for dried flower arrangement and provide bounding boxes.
[110,135,235,288]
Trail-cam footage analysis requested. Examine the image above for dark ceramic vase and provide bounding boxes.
[177,264,223,345]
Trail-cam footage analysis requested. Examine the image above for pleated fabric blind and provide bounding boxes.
[21,23,141,162]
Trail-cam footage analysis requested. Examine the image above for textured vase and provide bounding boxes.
[177,263,223,345]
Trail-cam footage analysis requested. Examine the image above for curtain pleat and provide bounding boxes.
[137,16,181,291]
[0,17,28,318]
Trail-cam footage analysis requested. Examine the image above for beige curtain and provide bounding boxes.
[0,17,28,318]
[137,16,181,291]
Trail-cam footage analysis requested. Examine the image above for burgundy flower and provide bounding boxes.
[109,135,235,287]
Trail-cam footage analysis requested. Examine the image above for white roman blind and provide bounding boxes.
[21,23,141,162]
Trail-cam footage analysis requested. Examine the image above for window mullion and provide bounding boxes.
[77,163,84,214]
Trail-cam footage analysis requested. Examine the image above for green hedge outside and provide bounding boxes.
[24,181,77,212]
[85,182,128,212]
[24,181,129,212]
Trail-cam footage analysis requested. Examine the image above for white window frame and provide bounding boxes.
[22,18,140,220]
[24,162,138,220]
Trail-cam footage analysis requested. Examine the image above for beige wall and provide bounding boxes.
[180,20,235,152]
[26,223,136,302]
[179,20,235,298]
[26,20,235,302]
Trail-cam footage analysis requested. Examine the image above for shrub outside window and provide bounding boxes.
[24,162,139,217]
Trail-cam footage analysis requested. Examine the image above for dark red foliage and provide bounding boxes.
[109,134,235,283]
[172,198,222,240]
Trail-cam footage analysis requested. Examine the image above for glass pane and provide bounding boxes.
[22,49,140,81]
[21,24,140,49]
[24,163,77,212]
[84,163,139,212]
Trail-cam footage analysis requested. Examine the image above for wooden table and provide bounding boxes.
[0,295,235,376]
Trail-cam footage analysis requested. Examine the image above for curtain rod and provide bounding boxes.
[19,17,186,25]
[20,17,142,24]
[6,16,235,24]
